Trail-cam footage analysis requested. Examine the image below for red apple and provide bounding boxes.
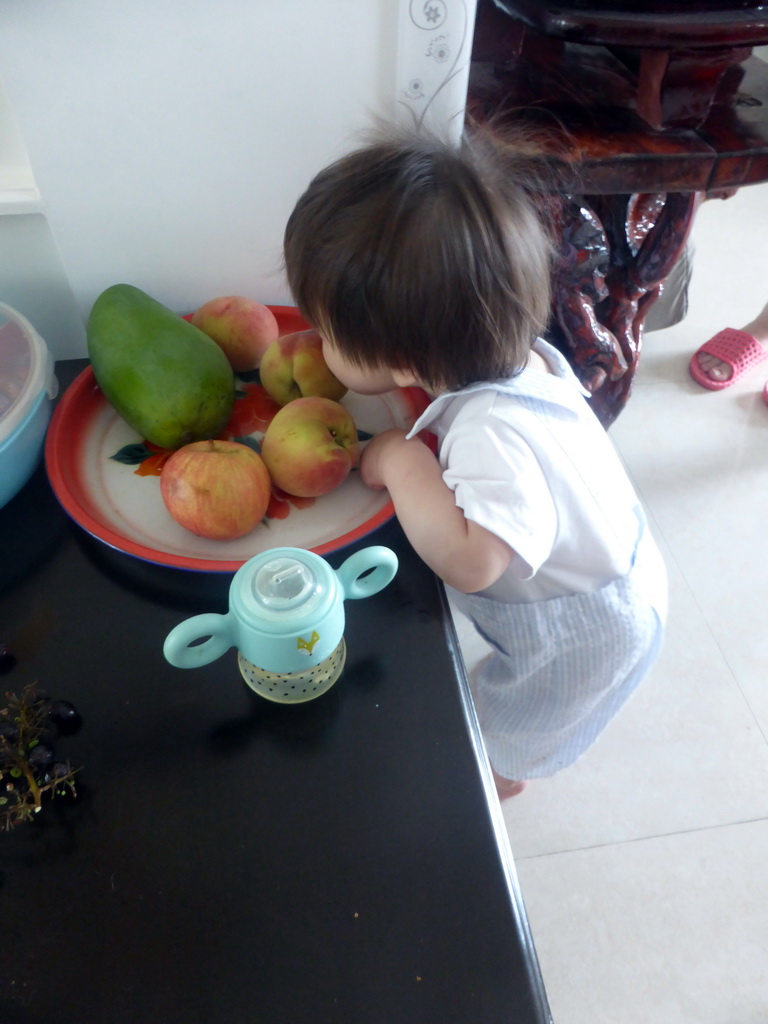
[190,296,279,372]
[160,439,271,539]
[260,397,360,497]
[259,329,347,405]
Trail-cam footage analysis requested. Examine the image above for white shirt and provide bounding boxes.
[405,339,646,603]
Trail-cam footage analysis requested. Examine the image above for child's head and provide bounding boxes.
[283,125,553,393]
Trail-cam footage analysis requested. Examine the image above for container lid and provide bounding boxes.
[232,547,338,633]
[253,556,324,611]
[0,302,58,443]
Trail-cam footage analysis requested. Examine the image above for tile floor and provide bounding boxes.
[450,178,768,1022]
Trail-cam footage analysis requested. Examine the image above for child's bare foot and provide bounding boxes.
[691,301,768,386]
[492,769,527,800]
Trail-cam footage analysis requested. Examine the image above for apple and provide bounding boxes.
[160,439,271,539]
[260,397,360,497]
[259,329,347,406]
[190,296,279,372]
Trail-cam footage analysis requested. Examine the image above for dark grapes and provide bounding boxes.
[0,644,16,676]
[27,743,55,772]
[45,699,82,735]
[0,684,82,830]
[0,720,19,744]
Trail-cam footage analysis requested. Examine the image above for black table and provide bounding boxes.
[0,359,552,1024]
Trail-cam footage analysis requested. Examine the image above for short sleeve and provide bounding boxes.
[439,415,557,580]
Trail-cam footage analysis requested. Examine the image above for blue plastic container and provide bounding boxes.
[0,303,58,508]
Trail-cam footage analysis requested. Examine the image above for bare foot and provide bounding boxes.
[492,769,527,800]
[695,301,768,382]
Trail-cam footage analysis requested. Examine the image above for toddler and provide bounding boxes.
[283,126,668,799]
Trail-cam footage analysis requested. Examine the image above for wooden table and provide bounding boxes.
[469,0,768,424]
[0,359,552,1024]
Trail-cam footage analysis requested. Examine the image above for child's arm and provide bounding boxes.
[360,430,513,593]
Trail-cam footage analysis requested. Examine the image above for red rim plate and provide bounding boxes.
[44,305,430,573]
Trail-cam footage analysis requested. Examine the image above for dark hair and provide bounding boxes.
[283,124,553,391]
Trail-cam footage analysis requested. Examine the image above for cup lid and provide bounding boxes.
[0,303,58,443]
[233,547,337,631]
[253,555,324,612]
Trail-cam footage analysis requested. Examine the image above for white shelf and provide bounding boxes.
[0,72,84,357]
[0,186,42,214]
[0,70,40,214]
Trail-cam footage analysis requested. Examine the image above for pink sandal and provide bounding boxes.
[689,328,768,391]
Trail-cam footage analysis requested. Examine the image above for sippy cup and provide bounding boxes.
[163,545,398,703]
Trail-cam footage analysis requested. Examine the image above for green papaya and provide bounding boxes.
[87,284,236,450]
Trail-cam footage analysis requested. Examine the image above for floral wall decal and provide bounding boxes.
[396,0,478,140]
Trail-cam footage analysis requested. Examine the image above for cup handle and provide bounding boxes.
[163,612,235,669]
[336,546,398,600]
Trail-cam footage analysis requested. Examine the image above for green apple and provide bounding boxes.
[260,397,360,497]
[160,439,271,539]
[259,329,347,405]
[190,296,279,372]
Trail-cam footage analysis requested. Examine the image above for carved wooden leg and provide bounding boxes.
[542,190,701,426]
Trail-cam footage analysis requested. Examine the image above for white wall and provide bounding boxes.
[0,0,479,359]
[0,1,398,356]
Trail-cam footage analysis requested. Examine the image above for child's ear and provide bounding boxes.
[391,367,422,388]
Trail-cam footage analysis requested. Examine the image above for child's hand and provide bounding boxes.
[359,429,411,490]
